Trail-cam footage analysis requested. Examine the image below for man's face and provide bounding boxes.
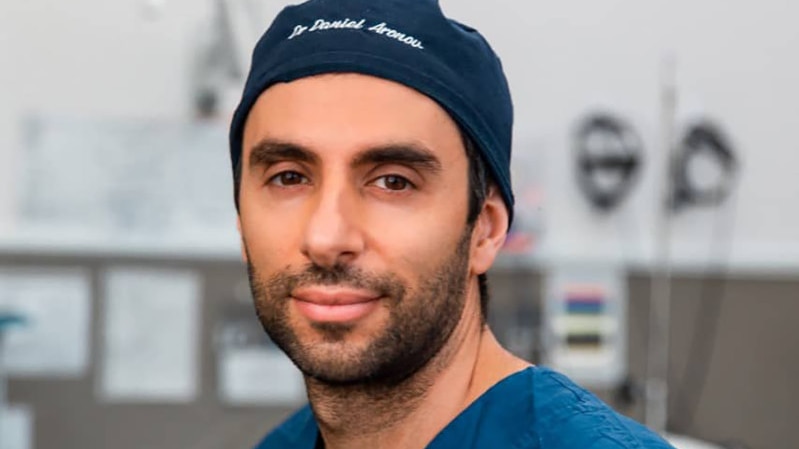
[238,74,477,386]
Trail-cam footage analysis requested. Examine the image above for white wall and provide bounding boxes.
[2,0,798,273]
[454,0,799,273]
[0,0,213,232]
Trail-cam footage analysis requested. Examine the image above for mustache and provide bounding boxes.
[249,262,406,299]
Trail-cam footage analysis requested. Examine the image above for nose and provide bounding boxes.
[300,181,365,268]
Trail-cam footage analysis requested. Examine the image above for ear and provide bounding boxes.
[237,215,249,264]
[470,185,509,275]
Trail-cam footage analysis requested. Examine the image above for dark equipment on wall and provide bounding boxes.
[573,113,644,212]
[670,120,739,211]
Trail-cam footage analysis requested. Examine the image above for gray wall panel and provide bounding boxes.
[1,255,796,449]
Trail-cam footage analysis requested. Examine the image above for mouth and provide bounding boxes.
[291,286,382,323]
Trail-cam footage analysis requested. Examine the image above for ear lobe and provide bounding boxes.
[470,185,509,275]
[237,216,249,264]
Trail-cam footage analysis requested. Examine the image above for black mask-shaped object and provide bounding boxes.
[670,121,738,211]
[574,113,644,212]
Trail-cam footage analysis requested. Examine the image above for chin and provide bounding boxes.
[292,342,381,385]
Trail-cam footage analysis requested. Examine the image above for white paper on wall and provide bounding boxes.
[18,117,238,247]
[0,269,91,377]
[543,264,627,389]
[0,406,33,449]
[99,267,202,402]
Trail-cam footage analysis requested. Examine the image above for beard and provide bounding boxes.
[246,228,472,388]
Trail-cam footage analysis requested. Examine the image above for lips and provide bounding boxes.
[292,287,382,323]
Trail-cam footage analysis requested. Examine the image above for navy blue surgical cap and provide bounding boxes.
[229,0,515,223]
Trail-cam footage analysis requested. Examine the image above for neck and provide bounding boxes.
[305,307,530,449]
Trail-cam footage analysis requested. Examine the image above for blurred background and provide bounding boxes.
[0,0,797,448]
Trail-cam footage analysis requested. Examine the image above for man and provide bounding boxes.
[228,0,675,448]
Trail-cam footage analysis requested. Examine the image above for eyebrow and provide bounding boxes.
[351,144,442,174]
[247,139,442,173]
[248,140,319,169]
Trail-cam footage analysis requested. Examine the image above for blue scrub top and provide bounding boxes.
[254,366,675,449]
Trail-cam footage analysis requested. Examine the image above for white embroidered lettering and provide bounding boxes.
[288,19,424,50]
[367,22,424,49]
[368,22,386,33]
[288,25,307,39]
[310,19,327,31]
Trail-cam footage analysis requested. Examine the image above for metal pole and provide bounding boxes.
[645,55,677,432]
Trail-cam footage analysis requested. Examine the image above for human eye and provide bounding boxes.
[268,170,310,187]
[372,174,415,191]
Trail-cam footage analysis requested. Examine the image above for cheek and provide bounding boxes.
[364,206,468,276]
[239,204,303,270]
[373,184,468,235]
